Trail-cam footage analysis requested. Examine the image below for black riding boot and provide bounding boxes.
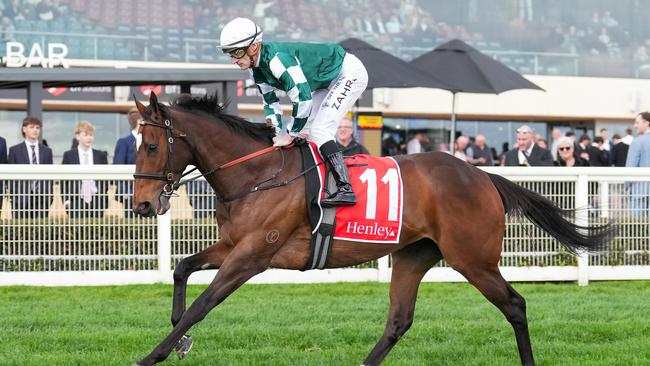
[320,141,357,207]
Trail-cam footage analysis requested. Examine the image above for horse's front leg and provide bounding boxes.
[171,240,231,327]
[135,242,270,366]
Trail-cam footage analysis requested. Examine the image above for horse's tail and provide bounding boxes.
[487,173,616,253]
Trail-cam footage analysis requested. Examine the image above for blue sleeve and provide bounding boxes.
[44,147,53,164]
[626,141,640,167]
[0,138,6,164]
[8,146,17,164]
[113,139,125,164]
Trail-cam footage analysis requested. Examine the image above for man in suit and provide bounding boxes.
[626,112,650,217]
[0,135,6,210]
[503,125,553,166]
[8,116,54,219]
[62,121,108,218]
[113,108,141,216]
[610,133,629,167]
[113,107,140,165]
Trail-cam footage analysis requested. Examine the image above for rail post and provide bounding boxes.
[157,211,172,283]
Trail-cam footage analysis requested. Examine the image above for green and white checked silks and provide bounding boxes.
[251,42,346,134]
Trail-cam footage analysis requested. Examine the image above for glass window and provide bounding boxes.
[0,111,29,148]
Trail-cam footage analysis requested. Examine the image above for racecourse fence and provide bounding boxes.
[1,165,650,286]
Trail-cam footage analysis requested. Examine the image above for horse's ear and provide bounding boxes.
[134,95,147,117]
[148,91,161,120]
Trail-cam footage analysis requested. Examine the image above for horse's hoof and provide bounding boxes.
[175,335,193,360]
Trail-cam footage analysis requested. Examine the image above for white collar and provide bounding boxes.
[77,146,92,155]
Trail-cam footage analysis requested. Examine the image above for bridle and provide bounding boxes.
[132,118,186,195]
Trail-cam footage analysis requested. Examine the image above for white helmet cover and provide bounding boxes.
[220,17,263,50]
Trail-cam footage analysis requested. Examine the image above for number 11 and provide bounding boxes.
[358,168,399,221]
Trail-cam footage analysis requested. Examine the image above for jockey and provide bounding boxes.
[219,17,368,207]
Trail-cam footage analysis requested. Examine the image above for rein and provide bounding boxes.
[133,118,320,202]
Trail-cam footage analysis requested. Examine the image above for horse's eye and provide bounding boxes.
[148,143,158,151]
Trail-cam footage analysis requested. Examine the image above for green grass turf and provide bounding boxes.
[1,281,649,365]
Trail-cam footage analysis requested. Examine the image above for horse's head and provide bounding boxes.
[132,92,193,217]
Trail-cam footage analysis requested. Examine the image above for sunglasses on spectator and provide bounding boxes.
[516,128,531,134]
[224,47,248,59]
[558,146,573,151]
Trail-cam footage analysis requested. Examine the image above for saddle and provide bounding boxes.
[298,141,404,270]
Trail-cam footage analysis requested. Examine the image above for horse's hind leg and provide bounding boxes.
[459,265,534,366]
[362,239,443,366]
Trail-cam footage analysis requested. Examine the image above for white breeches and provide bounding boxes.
[303,53,368,148]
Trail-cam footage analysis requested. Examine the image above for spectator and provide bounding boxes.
[381,133,401,156]
[0,134,6,210]
[537,138,548,150]
[113,107,141,216]
[621,128,634,145]
[554,137,589,167]
[336,117,369,156]
[113,107,141,165]
[62,121,108,218]
[610,133,629,166]
[625,112,650,217]
[590,136,609,166]
[406,132,428,154]
[8,116,54,219]
[454,135,469,162]
[565,131,577,144]
[467,134,492,166]
[549,128,562,161]
[575,134,592,162]
[503,125,553,166]
[599,128,611,151]
[498,142,509,165]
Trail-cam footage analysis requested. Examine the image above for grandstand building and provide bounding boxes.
[1,0,649,161]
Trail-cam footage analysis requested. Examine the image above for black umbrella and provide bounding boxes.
[410,39,544,153]
[339,38,451,89]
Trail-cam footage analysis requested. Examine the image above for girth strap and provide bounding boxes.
[305,168,338,270]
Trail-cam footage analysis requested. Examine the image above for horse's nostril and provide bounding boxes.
[134,202,151,215]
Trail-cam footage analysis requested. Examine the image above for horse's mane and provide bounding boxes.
[169,93,275,143]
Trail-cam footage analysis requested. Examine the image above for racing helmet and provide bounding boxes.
[220,17,263,52]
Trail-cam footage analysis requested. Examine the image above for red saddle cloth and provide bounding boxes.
[309,143,403,244]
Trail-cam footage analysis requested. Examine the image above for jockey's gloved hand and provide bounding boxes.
[272,134,294,147]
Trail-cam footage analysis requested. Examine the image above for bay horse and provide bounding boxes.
[131,92,614,366]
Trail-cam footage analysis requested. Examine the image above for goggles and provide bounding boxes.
[224,47,248,59]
